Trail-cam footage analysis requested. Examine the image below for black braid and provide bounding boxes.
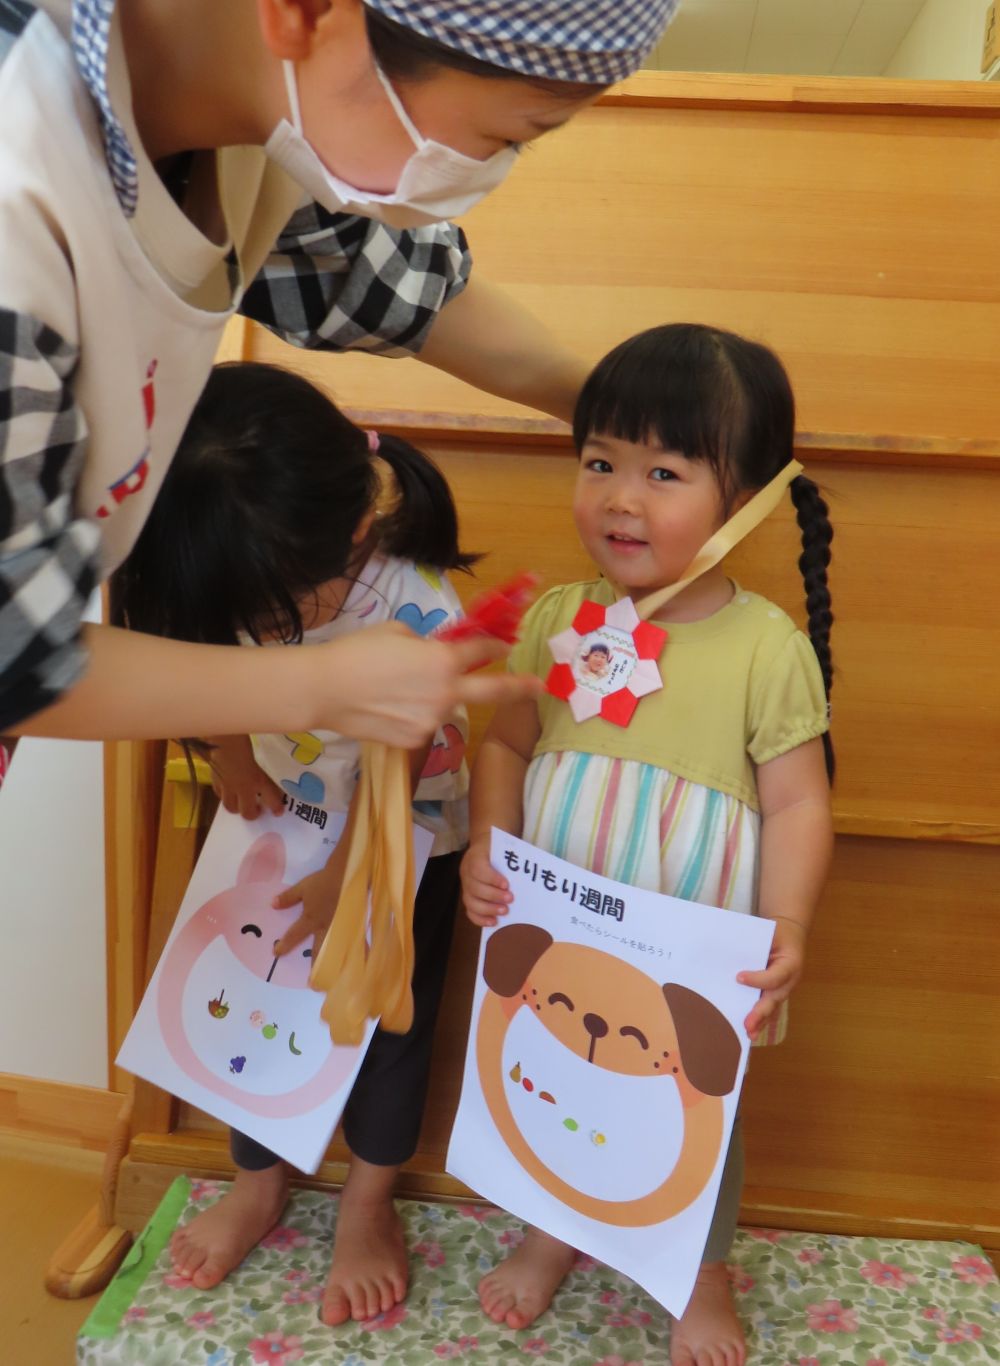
[789,474,835,783]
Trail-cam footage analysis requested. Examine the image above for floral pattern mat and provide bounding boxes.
[78,1177,999,1366]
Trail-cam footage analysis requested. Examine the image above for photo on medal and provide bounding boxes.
[572,625,638,697]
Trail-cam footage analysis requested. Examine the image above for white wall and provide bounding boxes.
[0,598,108,1088]
[0,737,107,1086]
[884,0,991,78]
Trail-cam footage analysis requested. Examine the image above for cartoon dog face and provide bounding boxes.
[476,924,741,1228]
[156,833,359,1118]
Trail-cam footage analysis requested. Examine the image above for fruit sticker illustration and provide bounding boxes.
[447,829,773,1321]
[208,990,229,1019]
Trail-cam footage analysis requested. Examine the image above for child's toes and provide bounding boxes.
[192,1252,230,1290]
[320,1283,352,1327]
[352,1278,378,1322]
[506,1300,536,1331]
[377,1275,399,1313]
[479,1276,514,1323]
[174,1239,204,1279]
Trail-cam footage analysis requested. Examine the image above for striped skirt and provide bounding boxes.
[522,749,785,1046]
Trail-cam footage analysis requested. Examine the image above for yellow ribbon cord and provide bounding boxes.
[628,459,803,620]
[309,739,415,1047]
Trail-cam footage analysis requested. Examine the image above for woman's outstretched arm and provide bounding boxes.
[419,276,590,425]
[11,622,539,749]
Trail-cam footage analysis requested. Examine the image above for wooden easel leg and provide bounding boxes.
[44,744,215,1294]
[45,1098,134,1299]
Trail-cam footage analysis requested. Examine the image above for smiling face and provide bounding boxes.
[516,942,681,1076]
[572,435,727,599]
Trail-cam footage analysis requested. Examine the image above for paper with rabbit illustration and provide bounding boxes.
[447,829,773,1318]
[118,805,431,1174]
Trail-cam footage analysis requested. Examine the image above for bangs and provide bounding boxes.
[572,327,745,474]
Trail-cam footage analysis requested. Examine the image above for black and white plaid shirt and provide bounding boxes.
[0,0,471,731]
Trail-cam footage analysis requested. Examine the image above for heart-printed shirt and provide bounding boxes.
[249,553,469,855]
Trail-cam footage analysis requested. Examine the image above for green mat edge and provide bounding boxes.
[78,1175,192,1341]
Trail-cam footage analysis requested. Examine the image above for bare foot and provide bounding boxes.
[670,1261,747,1366]
[478,1227,577,1330]
[321,1159,408,1326]
[169,1164,289,1291]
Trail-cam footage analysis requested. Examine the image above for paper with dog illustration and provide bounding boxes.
[118,805,432,1174]
[447,829,773,1317]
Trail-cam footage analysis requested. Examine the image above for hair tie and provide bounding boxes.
[366,429,380,454]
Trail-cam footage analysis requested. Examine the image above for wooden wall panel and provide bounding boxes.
[742,835,999,1235]
[0,1075,123,1155]
[249,88,1000,446]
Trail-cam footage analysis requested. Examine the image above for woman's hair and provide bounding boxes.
[573,323,835,782]
[111,361,476,647]
[365,7,601,98]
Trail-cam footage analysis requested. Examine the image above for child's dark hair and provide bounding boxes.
[112,361,477,647]
[574,323,835,782]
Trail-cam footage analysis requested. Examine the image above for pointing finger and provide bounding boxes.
[272,883,303,912]
[274,914,312,957]
[456,671,544,709]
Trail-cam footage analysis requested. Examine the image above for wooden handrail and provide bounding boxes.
[336,407,1000,472]
[603,69,1000,117]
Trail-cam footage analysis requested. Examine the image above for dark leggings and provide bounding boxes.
[701,1113,744,1263]
[231,849,461,1173]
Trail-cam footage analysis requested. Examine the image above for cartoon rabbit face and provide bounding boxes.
[178,830,309,985]
[156,832,357,1119]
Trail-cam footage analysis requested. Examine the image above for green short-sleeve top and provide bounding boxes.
[510,578,829,812]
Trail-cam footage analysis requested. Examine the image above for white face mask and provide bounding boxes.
[264,60,519,229]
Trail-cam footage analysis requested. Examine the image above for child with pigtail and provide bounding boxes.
[462,323,835,1366]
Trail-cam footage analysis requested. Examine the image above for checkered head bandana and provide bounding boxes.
[362,0,680,85]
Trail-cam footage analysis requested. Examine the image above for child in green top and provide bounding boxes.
[462,323,835,1366]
